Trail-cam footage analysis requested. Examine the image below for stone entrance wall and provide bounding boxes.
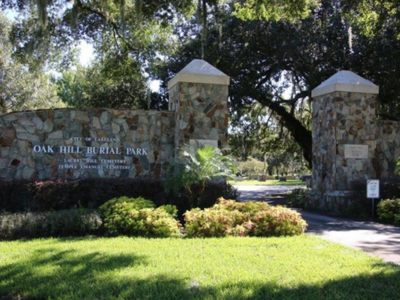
[0,60,230,181]
[0,109,175,180]
[310,71,400,211]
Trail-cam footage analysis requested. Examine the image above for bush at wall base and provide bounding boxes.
[99,197,182,237]
[0,197,308,240]
[0,209,102,240]
[0,179,238,214]
[351,178,400,217]
[286,188,309,208]
[184,198,308,237]
[377,199,400,225]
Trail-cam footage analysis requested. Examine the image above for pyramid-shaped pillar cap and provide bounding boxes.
[311,70,379,98]
[168,59,230,90]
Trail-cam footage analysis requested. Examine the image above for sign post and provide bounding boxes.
[367,179,380,217]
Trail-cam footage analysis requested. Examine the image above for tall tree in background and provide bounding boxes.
[0,0,321,111]
[55,54,148,109]
[341,0,400,38]
[233,0,320,21]
[0,11,64,113]
[1,0,195,109]
[1,0,195,65]
[155,0,400,168]
[229,102,309,175]
[155,2,331,167]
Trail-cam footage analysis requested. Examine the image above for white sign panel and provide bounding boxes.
[367,180,380,198]
[344,144,369,159]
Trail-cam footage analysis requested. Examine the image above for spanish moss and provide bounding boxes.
[135,0,142,27]
[120,0,126,33]
[36,0,48,29]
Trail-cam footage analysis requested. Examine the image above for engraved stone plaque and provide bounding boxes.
[344,144,369,159]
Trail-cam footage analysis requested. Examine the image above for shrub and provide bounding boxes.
[199,183,239,209]
[139,208,182,237]
[0,180,35,212]
[286,188,309,208]
[351,178,400,203]
[99,197,181,237]
[99,196,155,216]
[252,206,307,236]
[215,197,269,215]
[0,209,102,240]
[160,204,179,219]
[348,178,400,217]
[164,145,237,209]
[184,198,307,238]
[0,179,236,217]
[168,182,239,223]
[184,208,236,237]
[377,199,400,225]
[0,179,167,212]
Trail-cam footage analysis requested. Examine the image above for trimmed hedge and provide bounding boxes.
[351,178,400,201]
[0,179,238,214]
[0,209,102,240]
[0,178,166,212]
[351,178,400,216]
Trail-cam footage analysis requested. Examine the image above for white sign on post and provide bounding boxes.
[367,180,380,198]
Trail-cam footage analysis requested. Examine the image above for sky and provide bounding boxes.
[78,40,94,66]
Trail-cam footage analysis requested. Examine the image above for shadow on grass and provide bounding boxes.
[0,244,147,300]
[0,244,400,300]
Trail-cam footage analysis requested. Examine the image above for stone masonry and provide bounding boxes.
[0,60,230,180]
[310,70,400,212]
[168,59,230,155]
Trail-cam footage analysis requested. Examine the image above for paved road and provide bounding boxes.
[234,185,303,204]
[235,185,400,265]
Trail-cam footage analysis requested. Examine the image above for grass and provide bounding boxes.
[0,236,399,299]
[229,179,306,186]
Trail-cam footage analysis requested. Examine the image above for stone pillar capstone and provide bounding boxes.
[167,59,230,160]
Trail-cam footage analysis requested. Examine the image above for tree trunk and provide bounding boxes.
[186,186,194,209]
[267,101,312,169]
[248,92,312,169]
[201,0,207,59]
[196,181,206,207]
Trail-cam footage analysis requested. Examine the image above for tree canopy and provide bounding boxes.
[341,0,400,38]
[1,0,193,109]
[0,11,64,113]
[153,0,400,167]
[233,0,320,21]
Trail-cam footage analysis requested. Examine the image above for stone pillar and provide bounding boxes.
[310,71,379,211]
[167,59,230,158]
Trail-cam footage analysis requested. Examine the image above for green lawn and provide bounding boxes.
[229,179,306,186]
[0,236,399,299]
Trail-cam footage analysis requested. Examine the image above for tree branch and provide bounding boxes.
[75,0,137,52]
[241,89,312,168]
